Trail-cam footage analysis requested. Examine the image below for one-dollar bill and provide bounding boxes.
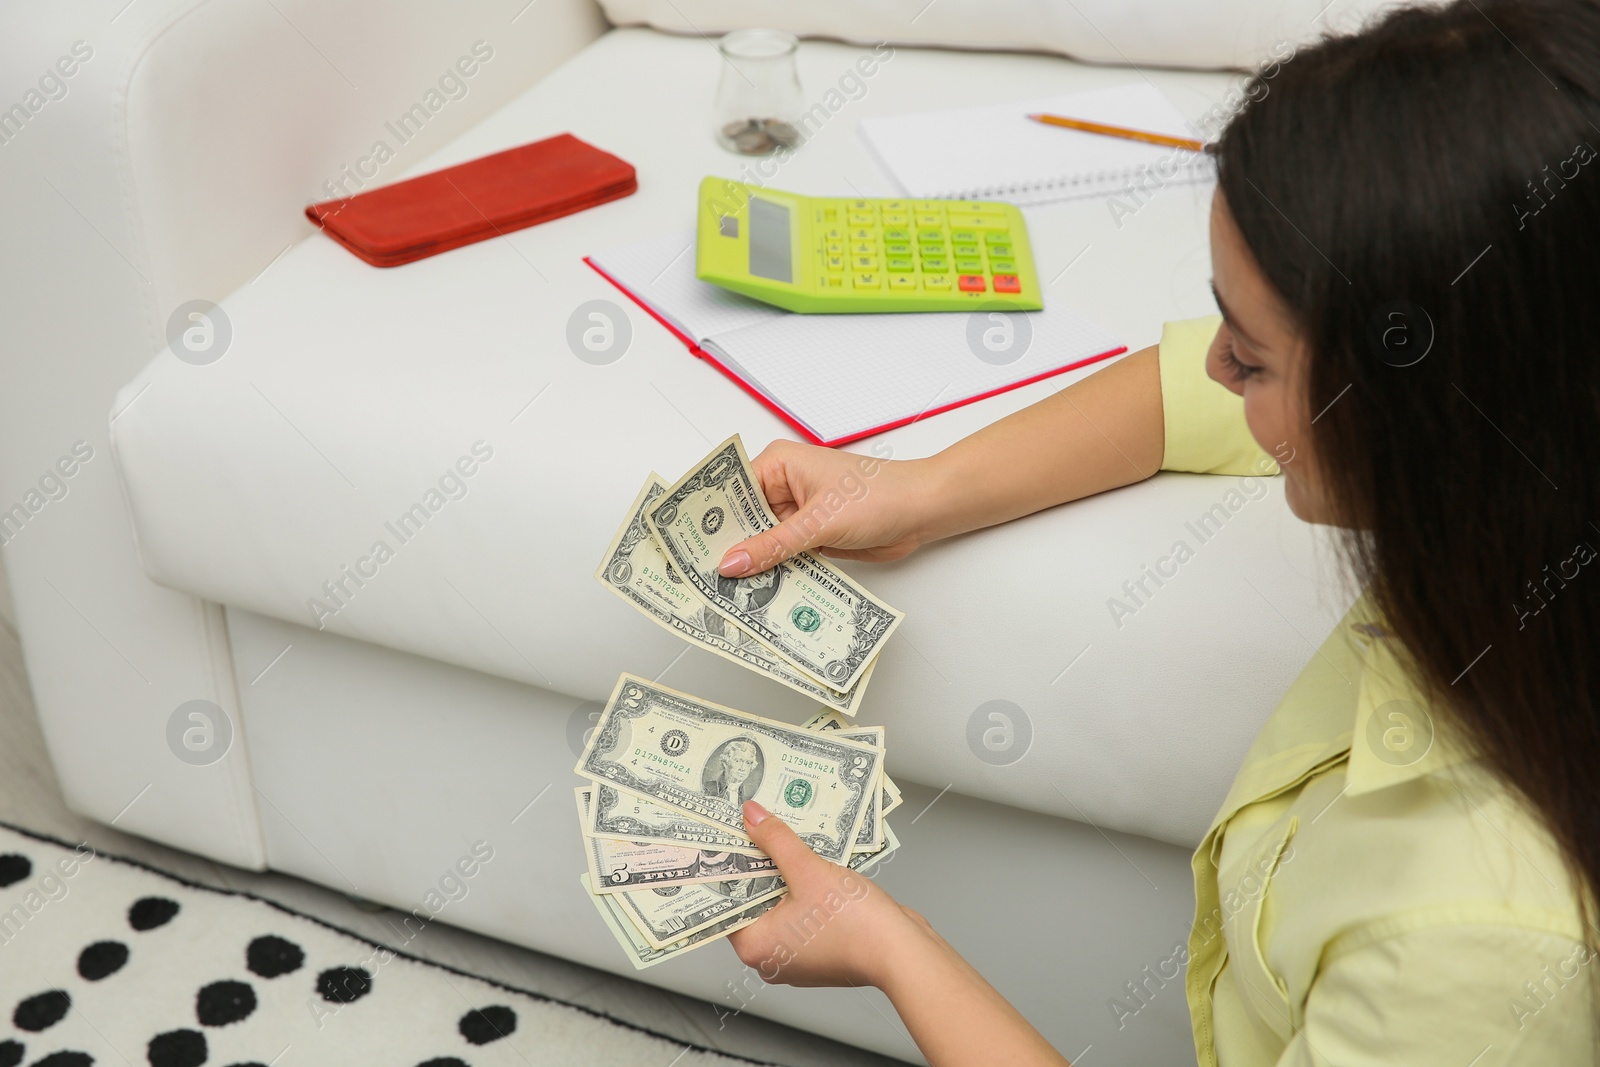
[646,435,903,694]
[575,674,882,864]
[595,474,872,715]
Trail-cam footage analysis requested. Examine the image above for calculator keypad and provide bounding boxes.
[814,199,1021,297]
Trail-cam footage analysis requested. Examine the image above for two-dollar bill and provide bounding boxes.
[575,674,883,863]
[573,675,899,968]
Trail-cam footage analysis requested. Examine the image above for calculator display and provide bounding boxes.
[747,197,793,283]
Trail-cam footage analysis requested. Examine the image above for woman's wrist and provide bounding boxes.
[871,906,1071,1066]
[864,903,958,995]
[901,451,975,546]
[892,346,1168,553]
[907,445,1006,546]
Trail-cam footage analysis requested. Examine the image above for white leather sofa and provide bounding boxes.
[1,1,1387,1062]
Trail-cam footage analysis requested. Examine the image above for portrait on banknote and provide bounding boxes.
[702,736,764,806]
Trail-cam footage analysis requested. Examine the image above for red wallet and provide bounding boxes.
[304,133,637,267]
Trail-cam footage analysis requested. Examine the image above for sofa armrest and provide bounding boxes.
[0,0,608,865]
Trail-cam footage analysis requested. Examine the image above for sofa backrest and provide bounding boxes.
[598,0,1416,71]
[119,0,610,333]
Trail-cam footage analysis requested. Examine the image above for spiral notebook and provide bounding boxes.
[858,83,1213,206]
[585,231,1126,447]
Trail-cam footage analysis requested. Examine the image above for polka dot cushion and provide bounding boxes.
[0,824,765,1067]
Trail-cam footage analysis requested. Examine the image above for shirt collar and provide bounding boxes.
[1202,591,1475,843]
[1343,617,1473,796]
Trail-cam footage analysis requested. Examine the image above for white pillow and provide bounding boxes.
[597,0,1411,71]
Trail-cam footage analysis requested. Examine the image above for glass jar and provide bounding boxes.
[713,29,805,156]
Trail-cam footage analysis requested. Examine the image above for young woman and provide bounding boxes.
[715,1,1600,1063]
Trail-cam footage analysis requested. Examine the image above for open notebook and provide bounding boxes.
[585,231,1125,447]
[859,82,1213,206]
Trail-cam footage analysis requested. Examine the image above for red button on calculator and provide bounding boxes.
[992,274,1021,294]
[958,274,987,292]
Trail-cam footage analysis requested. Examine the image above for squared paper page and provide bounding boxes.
[859,82,1212,203]
[590,230,779,341]
[707,304,1123,444]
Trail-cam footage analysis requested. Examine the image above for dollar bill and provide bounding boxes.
[586,781,764,857]
[610,869,787,949]
[838,726,886,851]
[882,777,904,817]
[800,709,841,731]
[584,783,899,873]
[578,788,778,894]
[575,674,882,864]
[808,723,883,852]
[579,828,900,967]
[580,872,778,970]
[851,822,900,873]
[801,708,903,824]
[646,435,903,693]
[596,474,872,715]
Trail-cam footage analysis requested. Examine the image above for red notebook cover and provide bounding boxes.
[583,256,1126,448]
[306,133,636,267]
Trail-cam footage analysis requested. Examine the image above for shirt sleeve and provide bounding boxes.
[1274,923,1595,1066]
[1158,314,1279,476]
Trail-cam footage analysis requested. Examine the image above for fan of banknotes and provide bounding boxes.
[594,434,904,715]
[575,435,907,967]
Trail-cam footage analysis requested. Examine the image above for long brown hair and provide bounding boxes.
[1215,0,1600,925]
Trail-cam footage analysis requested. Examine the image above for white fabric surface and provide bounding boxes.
[110,29,1355,849]
[0,824,752,1067]
[0,0,603,869]
[597,0,1414,71]
[225,607,1201,1067]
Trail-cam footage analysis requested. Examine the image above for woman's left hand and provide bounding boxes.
[726,800,927,988]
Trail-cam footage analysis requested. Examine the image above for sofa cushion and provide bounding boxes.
[108,28,1352,848]
[598,0,1413,71]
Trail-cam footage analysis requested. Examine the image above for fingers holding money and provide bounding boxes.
[581,433,911,970]
[719,441,833,576]
[727,800,911,990]
[594,473,875,714]
[575,676,901,970]
[649,437,901,694]
[718,438,934,577]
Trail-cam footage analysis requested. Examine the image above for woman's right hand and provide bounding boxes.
[718,440,944,578]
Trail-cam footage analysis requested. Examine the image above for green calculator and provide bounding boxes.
[695,176,1043,313]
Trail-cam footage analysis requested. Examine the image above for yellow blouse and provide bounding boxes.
[1157,316,1595,1066]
